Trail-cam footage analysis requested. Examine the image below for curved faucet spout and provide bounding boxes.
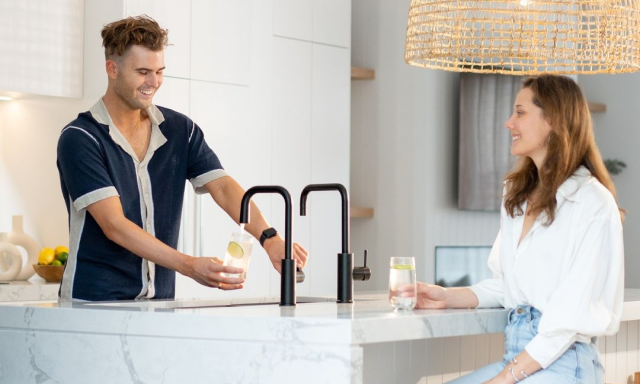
[300,183,350,254]
[240,185,292,260]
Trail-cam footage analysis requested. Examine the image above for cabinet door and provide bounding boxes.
[273,0,351,47]
[272,37,312,296]
[125,0,191,79]
[0,0,84,98]
[313,0,351,48]
[308,44,351,295]
[273,0,312,41]
[191,0,251,86]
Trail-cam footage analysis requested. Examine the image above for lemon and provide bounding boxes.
[51,260,63,266]
[54,246,69,256]
[227,242,244,259]
[38,247,55,265]
[392,264,414,270]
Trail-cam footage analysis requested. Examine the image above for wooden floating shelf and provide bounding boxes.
[351,206,374,218]
[588,102,606,113]
[351,67,375,80]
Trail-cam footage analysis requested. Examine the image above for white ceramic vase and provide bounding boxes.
[8,215,41,280]
[0,232,22,282]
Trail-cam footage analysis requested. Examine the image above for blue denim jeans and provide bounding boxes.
[446,306,604,384]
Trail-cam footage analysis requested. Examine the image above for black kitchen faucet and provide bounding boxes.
[300,183,371,303]
[240,185,297,306]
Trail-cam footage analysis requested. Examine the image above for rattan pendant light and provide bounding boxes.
[405,0,640,75]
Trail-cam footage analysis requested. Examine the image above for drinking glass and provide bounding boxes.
[389,256,417,311]
[222,232,253,279]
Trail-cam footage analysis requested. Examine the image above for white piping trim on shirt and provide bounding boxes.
[62,126,100,146]
[188,121,195,143]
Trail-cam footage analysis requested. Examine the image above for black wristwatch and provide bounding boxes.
[259,227,278,247]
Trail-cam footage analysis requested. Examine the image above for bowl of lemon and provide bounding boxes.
[33,246,68,283]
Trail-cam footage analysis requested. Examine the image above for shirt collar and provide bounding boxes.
[556,166,592,203]
[89,99,167,164]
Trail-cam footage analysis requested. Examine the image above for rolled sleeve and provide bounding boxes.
[190,169,230,194]
[186,121,226,191]
[57,126,117,210]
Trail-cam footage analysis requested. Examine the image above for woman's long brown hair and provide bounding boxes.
[503,75,623,224]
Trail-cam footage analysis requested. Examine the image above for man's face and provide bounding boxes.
[111,45,165,110]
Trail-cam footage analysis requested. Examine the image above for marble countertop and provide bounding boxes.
[0,280,60,302]
[1,289,639,347]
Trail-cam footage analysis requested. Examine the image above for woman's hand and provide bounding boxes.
[414,282,448,309]
[397,283,480,309]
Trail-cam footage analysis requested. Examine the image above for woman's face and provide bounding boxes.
[505,88,553,168]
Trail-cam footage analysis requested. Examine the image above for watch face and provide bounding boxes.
[264,228,277,238]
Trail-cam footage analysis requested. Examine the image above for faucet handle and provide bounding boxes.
[296,267,305,283]
[353,249,371,281]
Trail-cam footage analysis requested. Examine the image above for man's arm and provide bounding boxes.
[87,196,245,289]
[204,176,309,273]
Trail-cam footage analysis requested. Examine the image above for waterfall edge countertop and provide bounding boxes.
[0,280,60,302]
[1,289,639,345]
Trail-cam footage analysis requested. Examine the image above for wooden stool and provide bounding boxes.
[634,371,639,384]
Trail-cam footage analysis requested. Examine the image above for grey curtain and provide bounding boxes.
[458,73,522,211]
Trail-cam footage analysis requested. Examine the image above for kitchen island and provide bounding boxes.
[1,290,639,383]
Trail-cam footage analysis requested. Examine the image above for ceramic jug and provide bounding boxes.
[8,215,41,280]
[0,232,22,281]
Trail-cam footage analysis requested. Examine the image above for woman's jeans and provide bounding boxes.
[446,306,604,384]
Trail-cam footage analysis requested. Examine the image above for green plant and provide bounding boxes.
[604,159,627,175]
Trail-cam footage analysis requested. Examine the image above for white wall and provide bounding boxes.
[580,74,640,289]
[350,0,501,291]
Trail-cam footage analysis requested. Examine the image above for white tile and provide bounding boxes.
[191,0,251,85]
[313,0,351,47]
[273,0,312,41]
[125,0,191,79]
[0,0,84,97]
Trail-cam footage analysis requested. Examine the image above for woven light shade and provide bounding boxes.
[405,0,640,75]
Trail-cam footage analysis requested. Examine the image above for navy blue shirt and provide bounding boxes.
[57,100,228,301]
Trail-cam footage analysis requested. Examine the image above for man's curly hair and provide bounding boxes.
[101,15,168,60]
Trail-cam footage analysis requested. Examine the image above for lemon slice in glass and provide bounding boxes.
[227,242,244,259]
[392,264,414,270]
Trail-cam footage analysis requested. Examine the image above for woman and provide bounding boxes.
[412,75,624,383]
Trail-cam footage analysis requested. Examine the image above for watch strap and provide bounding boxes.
[260,227,278,247]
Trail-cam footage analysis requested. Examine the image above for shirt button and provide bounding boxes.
[144,193,149,198]
[517,308,524,314]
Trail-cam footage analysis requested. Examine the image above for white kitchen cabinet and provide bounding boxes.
[0,0,84,98]
[273,0,313,42]
[125,0,192,79]
[313,0,351,48]
[152,77,190,116]
[273,0,351,48]
[190,0,251,86]
[271,36,313,296]
[308,44,351,295]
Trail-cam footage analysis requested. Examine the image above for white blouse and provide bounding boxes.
[470,166,624,368]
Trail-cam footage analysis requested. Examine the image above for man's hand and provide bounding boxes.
[182,257,245,290]
[263,235,309,273]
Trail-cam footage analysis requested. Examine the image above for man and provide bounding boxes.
[56,16,308,301]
